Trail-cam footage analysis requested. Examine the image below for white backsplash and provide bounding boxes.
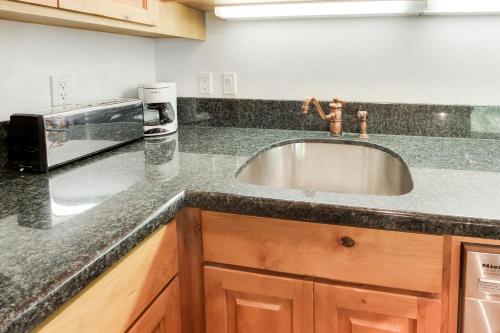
[0,20,156,121]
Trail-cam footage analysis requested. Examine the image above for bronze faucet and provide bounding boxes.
[301,97,347,137]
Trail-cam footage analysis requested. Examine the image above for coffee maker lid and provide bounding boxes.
[139,82,176,89]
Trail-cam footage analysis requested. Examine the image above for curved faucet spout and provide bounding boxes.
[301,97,334,121]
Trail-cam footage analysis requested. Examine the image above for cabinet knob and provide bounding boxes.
[340,236,355,248]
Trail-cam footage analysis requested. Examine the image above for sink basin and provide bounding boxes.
[236,140,413,196]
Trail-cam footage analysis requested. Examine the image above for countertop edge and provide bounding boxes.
[185,190,500,239]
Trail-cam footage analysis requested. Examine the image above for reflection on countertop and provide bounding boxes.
[5,134,179,230]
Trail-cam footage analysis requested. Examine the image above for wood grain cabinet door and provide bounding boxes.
[10,0,57,7]
[58,0,158,26]
[315,283,441,333]
[127,276,182,333]
[204,266,314,333]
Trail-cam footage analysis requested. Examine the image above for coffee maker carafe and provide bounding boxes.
[138,83,177,137]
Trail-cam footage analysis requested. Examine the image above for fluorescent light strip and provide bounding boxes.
[426,0,500,14]
[214,1,428,20]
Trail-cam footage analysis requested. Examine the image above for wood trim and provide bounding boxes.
[176,208,206,333]
[202,211,444,294]
[34,222,178,333]
[416,297,442,333]
[440,236,453,333]
[11,0,57,7]
[58,0,158,26]
[127,276,182,333]
[1,0,206,40]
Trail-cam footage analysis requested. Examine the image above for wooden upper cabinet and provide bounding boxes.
[127,277,182,333]
[12,0,57,7]
[204,266,314,333]
[315,283,441,333]
[58,0,159,26]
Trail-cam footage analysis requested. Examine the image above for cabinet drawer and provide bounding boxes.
[34,222,178,333]
[202,212,444,294]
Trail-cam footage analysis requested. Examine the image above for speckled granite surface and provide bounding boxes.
[1,125,500,332]
[0,122,8,170]
[178,97,475,138]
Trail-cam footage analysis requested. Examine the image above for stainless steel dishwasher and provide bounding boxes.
[461,244,500,333]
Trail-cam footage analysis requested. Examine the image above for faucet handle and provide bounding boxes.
[357,110,368,120]
[357,110,368,139]
[331,98,348,109]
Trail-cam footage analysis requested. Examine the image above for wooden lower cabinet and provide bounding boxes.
[204,266,314,333]
[34,223,179,333]
[127,277,182,333]
[315,283,441,333]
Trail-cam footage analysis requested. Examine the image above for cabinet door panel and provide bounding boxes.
[127,277,181,333]
[58,0,158,26]
[11,0,57,7]
[204,266,314,333]
[338,310,414,333]
[315,283,441,333]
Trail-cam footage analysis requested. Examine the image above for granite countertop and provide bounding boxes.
[1,125,500,332]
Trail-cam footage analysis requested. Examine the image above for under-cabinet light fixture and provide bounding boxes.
[425,0,500,14]
[214,0,428,20]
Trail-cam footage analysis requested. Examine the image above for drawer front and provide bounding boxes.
[34,222,178,333]
[202,212,444,294]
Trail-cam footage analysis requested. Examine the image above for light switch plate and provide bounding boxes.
[222,72,237,95]
[50,75,72,107]
[199,72,213,95]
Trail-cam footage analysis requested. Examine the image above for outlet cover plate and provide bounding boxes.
[50,75,72,107]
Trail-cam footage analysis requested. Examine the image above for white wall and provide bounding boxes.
[156,13,500,105]
[0,20,156,121]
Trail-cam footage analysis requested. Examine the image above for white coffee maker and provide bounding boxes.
[138,82,177,137]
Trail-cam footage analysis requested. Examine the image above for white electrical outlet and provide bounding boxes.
[50,75,72,107]
[222,72,237,95]
[199,72,213,95]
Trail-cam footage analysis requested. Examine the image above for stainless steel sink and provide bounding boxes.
[236,140,413,196]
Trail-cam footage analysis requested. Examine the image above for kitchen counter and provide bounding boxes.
[1,125,500,332]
